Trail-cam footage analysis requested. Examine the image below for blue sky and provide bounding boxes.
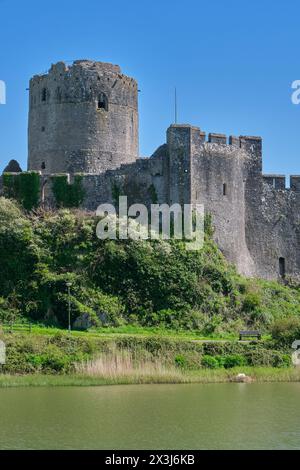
[0,0,300,177]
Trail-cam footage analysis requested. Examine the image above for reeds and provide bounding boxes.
[74,349,186,383]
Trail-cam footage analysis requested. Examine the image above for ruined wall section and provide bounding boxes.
[28,60,139,175]
[38,148,168,211]
[79,153,167,211]
[241,134,300,279]
[245,175,300,279]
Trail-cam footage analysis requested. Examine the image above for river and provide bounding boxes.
[0,382,299,449]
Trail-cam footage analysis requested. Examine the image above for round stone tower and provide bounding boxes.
[28,60,139,174]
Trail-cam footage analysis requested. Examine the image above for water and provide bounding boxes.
[0,382,300,449]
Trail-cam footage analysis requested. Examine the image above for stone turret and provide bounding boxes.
[28,60,139,174]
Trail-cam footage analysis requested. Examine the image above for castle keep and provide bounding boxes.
[1,60,300,280]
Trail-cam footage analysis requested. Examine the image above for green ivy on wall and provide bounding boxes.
[51,175,85,208]
[3,172,40,210]
[148,184,158,204]
[111,181,122,207]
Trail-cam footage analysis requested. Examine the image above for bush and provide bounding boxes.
[201,354,246,369]
[244,349,292,367]
[201,355,220,369]
[174,354,188,368]
[222,354,246,369]
[271,317,300,347]
[0,296,21,323]
[272,353,291,368]
[38,346,72,373]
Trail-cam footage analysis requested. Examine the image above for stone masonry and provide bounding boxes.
[1,60,300,280]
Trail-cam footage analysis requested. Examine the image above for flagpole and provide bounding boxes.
[174,87,177,124]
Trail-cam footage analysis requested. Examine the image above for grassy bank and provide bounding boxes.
[0,367,300,387]
[0,329,292,374]
[1,324,245,341]
[0,331,298,387]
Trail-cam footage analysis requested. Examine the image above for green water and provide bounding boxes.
[0,382,300,449]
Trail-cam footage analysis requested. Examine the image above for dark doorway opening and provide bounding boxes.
[279,257,285,278]
[97,93,108,111]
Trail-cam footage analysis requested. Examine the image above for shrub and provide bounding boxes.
[222,354,246,369]
[0,296,21,323]
[174,354,188,368]
[271,352,291,368]
[201,355,220,369]
[271,317,300,347]
[244,349,292,367]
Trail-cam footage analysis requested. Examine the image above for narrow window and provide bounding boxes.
[279,257,285,278]
[41,162,46,170]
[223,183,227,196]
[56,87,62,102]
[41,88,47,102]
[97,93,108,111]
[41,126,45,132]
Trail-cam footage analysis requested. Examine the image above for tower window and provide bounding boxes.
[97,93,108,111]
[223,183,227,196]
[56,87,62,102]
[279,257,285,278]
[41,88,47,102]
[41,162,46,170]
[41,126,45,132]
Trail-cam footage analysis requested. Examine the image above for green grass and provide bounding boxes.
[0,367,300,387]
[1,323,270,342]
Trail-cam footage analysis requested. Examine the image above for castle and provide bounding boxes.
[1,59,300,280]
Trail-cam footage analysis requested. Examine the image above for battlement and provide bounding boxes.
[31,60,137,89]
[262,174,300,192]
[167,124,262,151]
[290,175,300,192]
[208,133,227,144]
[263,174,286,190]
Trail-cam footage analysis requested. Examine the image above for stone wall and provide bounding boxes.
[30,149,168,212]
[165,124,300,279]
[245,178,300,279]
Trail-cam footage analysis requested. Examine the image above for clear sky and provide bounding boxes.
[0,0,300,178]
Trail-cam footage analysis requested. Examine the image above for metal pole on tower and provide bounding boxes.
[174,87,177,124]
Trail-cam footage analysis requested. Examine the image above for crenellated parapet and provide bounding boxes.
[262,175,300,192]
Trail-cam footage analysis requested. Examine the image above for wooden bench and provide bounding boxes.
[239,330,261,341]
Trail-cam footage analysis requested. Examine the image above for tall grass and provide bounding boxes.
[1,367,300,387]
[75,349,186,383]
